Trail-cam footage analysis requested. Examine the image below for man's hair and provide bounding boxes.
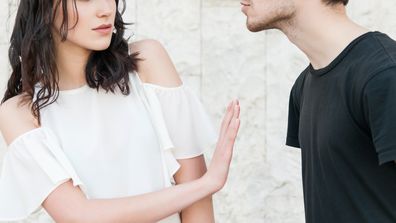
[323,0,349,6]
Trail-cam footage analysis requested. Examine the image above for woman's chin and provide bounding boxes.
[85,39,112,51]
[90,43,112,52]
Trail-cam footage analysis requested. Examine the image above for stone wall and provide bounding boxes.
[1,1,396,222]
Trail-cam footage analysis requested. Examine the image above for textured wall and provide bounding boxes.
[1,1,396,222]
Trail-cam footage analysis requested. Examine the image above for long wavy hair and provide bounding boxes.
[1,0,139,124]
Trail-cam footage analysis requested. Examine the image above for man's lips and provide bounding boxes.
[240,1,250,6]
[241,1,250,14]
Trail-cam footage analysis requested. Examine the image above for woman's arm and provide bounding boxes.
[0,94,240,223]
[44,176,212,223]
[43,99,240,223]
[174,157,215,223]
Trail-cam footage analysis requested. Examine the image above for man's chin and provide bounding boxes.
[246,22,265,32]
[246,19,277,32]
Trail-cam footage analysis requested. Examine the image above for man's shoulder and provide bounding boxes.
[356,32,396,74]
[370,32,396,55]
[334,32,396,89]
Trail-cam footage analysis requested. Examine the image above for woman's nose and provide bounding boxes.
[97,0,115,18]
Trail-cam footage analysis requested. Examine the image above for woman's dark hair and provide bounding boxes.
[323,0,349,5]
[1,0,139,124]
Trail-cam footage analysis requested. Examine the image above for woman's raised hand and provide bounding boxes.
[203,99,241,193]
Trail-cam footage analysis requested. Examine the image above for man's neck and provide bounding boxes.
[279,4,369,69]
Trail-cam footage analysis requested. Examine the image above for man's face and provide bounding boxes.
[241,0,296,32]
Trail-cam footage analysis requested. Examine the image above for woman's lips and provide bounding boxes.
[93,24,113,35]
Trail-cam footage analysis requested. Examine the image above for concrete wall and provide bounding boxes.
[1,1,396,222]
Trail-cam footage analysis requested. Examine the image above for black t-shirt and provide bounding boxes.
[287,31,396,223]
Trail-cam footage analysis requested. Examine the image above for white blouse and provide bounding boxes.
[0,73,217,222]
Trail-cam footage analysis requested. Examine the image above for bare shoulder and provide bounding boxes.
[0,94,39,146]
[129,39,182,87]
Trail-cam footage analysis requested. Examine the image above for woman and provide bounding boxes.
[0,0,240,222]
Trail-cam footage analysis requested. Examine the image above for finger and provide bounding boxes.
[233,101,240,120]
[218,100,236,142]
[218,104,241,154]
[228,105,241,140]
[235,100,240,118]
[224,118,241,155]
[218,100,239,150]
[219,118,240,166]
[225,104,241,145]
[218,100,240,150]
[228,99,239,125]
[221,101,233,126]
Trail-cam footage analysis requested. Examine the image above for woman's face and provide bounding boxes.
[53,0,117,51]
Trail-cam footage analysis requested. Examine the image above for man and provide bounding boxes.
[241,0,396,222]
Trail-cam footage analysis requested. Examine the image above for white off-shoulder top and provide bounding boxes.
[0,73,217,222]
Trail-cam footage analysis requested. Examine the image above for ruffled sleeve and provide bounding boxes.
[129,73,217,187]
[0,127,86,221]
[142,83,218,159]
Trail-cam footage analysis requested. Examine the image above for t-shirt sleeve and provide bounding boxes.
[286,83,301,148]
[0,127,86,221]
[363,66,396,165]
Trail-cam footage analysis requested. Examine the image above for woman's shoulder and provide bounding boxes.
[0,94,39,146]
[129,39,182,87]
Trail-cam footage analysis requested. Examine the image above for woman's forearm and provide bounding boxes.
[173,156,215,223]
[81,177,215,223]
[180,196,215,223]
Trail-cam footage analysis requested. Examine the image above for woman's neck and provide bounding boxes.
[54,39,92,90]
